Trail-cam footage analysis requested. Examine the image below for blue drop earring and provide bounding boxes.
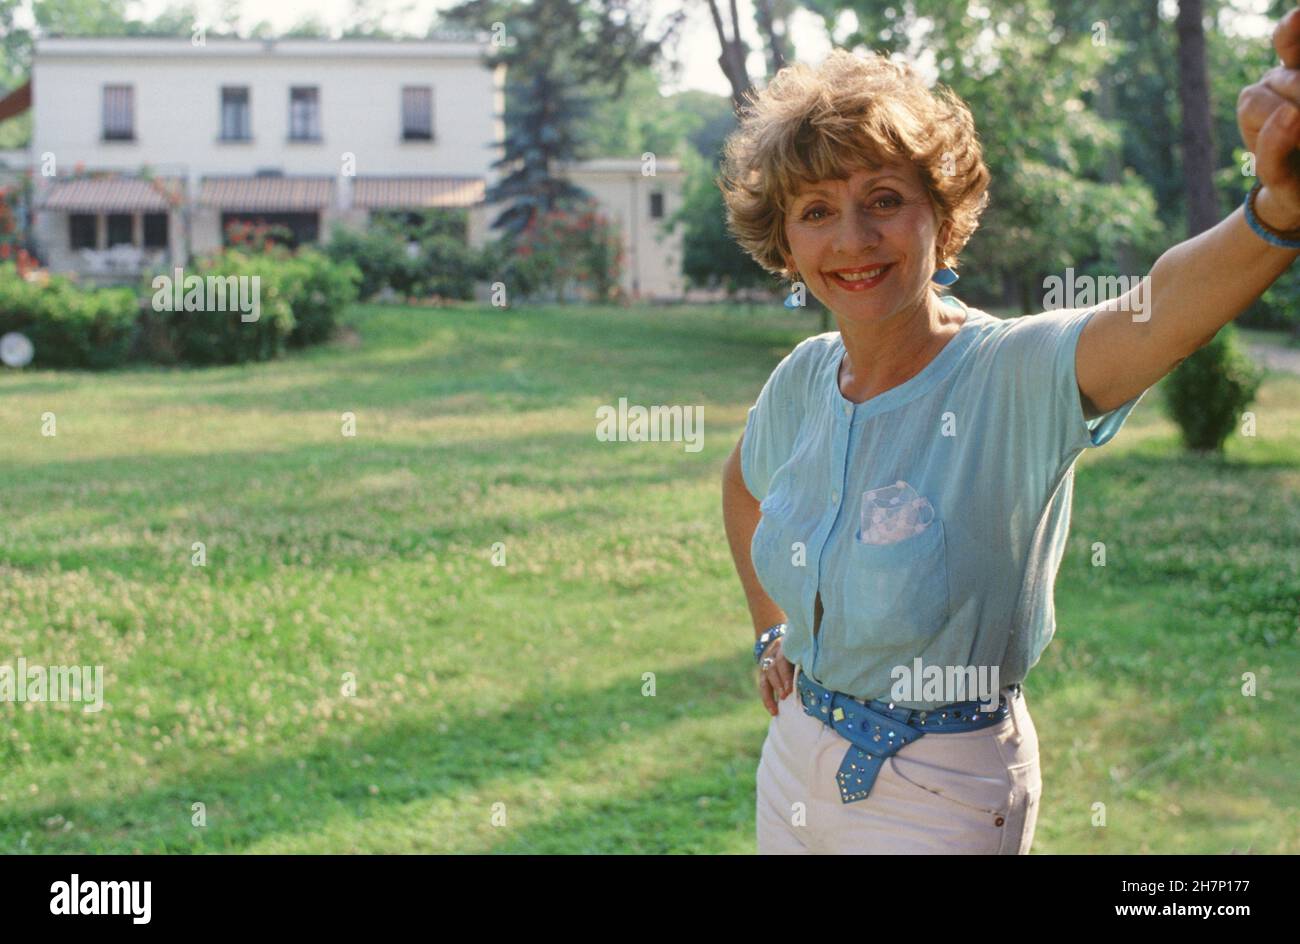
[931,266,959,286]
[784,265,804,308]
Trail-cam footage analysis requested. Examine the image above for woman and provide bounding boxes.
[719,17,1300,854]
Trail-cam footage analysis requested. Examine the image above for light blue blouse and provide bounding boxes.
[742,297,1148,709]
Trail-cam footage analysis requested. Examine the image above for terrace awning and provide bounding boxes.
[352,176,484,209]
[40,176,182,212]
[200,176,333,211]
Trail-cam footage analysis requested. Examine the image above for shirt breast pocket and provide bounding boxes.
[837,519,951,653]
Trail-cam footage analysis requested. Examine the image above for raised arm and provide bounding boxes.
[1075,7,1300,418]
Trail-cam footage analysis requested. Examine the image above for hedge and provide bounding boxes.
[0,263,139,369]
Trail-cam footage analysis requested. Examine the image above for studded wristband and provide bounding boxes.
[753,622,787,665]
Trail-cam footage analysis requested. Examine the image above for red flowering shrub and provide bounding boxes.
[502,197,624,303]
[224,220,294,255]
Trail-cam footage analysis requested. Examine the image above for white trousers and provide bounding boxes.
[756,664,1042,854]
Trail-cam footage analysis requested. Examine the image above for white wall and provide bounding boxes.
[28,38,506,275]
[24,39,686,300]
[559,161,686,301]
[31,38,504,190]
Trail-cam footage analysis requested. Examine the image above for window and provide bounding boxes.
[649,192,664,219]
[221,212,319,248]
[221,87,251,140]
[70,214,97,249]
[107,214,134,247]
[102,85,134,141]
[402,86,433,140]
[289,87,320,141]
[143,213,169,249]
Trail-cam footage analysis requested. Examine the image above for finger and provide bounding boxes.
[1239,82,1296,148]
[1254,99,1300,189]
[1263,65,1300,105]
[766,666,787,702]
[763,666,782,702]
[776,659,794,699]
[760,675,777,716]
[1277,7,1300,70]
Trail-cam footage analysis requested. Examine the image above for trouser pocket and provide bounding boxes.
[994,760,1042,854]
[993,692,1042,854]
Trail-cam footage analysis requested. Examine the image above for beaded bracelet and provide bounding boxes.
[1244,182,1300,249]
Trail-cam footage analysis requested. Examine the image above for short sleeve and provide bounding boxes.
[997,307,1148,466]
[740,339,814,502]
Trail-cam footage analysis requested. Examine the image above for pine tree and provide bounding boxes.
[440,0,680,242]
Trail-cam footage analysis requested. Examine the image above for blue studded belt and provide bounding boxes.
[796,669,1021,804]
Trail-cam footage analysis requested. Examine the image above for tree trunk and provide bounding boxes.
[1175,0,1219,237]
[754,0,789,78]
[705,0,755,117]
[1172,0,1240,457]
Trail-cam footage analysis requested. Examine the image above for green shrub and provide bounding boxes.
[326,221,483,302]
[0,249,358,371]
[159,249,296,365]
[281,248,361,348]
[325,224,410,300]
[1241,265,1300,336]
[1163,324,1264,453]
[417,234,483,300]
[156,248,359,363]
[0,263,138,369]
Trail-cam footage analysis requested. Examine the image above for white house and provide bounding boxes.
[552,157,686,301]
[8,35,685,300]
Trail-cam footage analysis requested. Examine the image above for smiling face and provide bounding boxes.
[783,158,952,325]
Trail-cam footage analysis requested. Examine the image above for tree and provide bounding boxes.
[283,16,333,39]
[1163,0,1259,454]
[676,145,773,295]
[753,0,794,78]
[439,0,685,241]
[673,89,744,166]
[32,0,131,35]
[575,66,699,162]
[0,0,28,149]
[340,0,414,39]
[0,0,26,87]
[1176,0,1220,236]
[704,0,757,116]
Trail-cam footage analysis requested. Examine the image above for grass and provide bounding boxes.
[0,300,1296,853]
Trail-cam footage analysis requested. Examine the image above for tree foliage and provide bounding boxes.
[439,0,683,242]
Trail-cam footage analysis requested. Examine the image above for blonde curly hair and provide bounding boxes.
[716,48,991,283]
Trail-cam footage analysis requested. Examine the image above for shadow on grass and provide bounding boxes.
[0,655,763,853]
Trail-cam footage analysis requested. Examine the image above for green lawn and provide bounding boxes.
[0,301,1296,853]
